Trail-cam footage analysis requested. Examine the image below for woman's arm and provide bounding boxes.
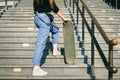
[56,10,67,22]
[52,0,67,22]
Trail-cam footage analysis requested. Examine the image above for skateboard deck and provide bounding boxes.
[63,21,76,64]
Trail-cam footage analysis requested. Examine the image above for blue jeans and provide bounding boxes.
[32,13,59,65]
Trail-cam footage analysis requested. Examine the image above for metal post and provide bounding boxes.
[5,0,8,10]
[13,0,15,7]
[69,0,71,7]
[76,0,79,24]
[116,0,118,10]
[19,0,20,3]
[82,5,85,48]
[109,44,113,80]
[64,0,67,8]
[73,0,74,14]
[91,20,95,74]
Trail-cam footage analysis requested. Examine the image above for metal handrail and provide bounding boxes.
[64,0,118,80]
[116,0,118,10]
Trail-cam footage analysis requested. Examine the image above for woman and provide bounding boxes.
[32,0,67,76]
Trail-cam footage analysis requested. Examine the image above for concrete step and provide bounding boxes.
[0,17,64,23]
[76,24,120,30]
[1,41,119,51]
[0,47,120,58]
[0,43,119,53]
[0,36,106,43]
[0,68,91,79]
[0,24,119,33]
[0,0,120,79]
[0,27,119,34]
[0,33,119,45]
[0,68,119,80]
[0,27,63,31]
[6,8,68,12]
[85,0,111,7]
[0,49,119,58]
[0,33,112,44]
[0,55,120,66]
[0,58,119,79]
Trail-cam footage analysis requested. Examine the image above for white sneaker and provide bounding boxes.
[32,67,47,76]
[53,49,61,56]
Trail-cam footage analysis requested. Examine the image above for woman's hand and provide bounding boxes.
[63,19,68,23]
[56,11,68,23]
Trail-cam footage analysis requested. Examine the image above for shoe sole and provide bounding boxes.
[32,73,47,76]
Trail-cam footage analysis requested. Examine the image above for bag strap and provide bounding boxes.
[36,12,51,26]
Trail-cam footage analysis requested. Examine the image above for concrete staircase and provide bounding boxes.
[0,0,120,80]
[0,0,90,79]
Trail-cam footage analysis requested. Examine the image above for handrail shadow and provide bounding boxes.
[64,0,118,80]
[68,6,96,79]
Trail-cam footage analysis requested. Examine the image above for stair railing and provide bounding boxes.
[64,0,118,80]
[3,0,20,9]
[103,0,119,10]
[115,0,118,9]
[0,0,20,17]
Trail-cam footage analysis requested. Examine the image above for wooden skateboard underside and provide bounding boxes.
[63,21,76,64]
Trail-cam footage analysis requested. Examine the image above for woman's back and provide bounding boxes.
[33,0,59,13]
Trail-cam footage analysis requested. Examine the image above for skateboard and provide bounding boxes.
[63,21,76,64]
